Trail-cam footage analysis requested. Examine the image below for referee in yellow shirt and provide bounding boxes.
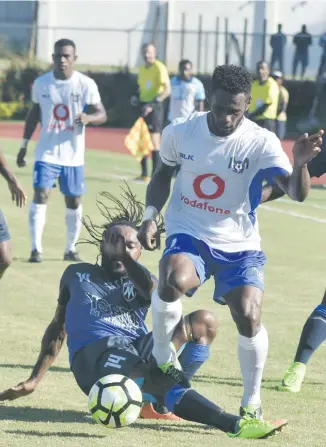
[135,43,171,182]
[248,60,279,132]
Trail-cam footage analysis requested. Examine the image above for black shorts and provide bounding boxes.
[142,102,165,133]
[308,149,326,178]
[0,209,10,243]
[71,334,176,403]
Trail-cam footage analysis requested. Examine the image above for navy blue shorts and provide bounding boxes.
[162,233,266,305]
[0,209,10,242]
[33,161,86,196]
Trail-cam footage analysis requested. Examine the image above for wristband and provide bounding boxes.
[21,138,29,149]
[142,206,158,222]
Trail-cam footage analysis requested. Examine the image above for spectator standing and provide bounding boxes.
[317,32,326,79]
[292,25,312,79]
[134,43,171,182]
[272,71,289,140]
[270,24,287,73]
[168,59,205,123]
[248,60,279,132]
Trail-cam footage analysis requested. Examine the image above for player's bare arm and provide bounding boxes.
[17,103,40,168]
[274,131,323,202]
[75,102,107,126]
[261,182,285,203]
[0,299,67,401]
[0,150,27,207]
[138,160,175,250]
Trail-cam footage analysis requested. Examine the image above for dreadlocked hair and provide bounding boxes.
[79,182,164,250]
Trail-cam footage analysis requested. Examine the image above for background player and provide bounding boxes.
[16,38,107,263]
[0,149,27,280]
[137,64,323,420]
[261,136,326,393]
[0,185,287,439]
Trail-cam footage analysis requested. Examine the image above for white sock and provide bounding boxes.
[238,325,269,408]
[29,202,47,253]
[151,288,183,365]
[65,205,83,253]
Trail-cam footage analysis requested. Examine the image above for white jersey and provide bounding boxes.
[32,71,101,166]
[160,112,292,252]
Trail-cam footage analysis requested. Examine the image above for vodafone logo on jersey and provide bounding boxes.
[180,173,231,215]
[53,104,69,121]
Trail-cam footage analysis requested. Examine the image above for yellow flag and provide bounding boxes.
[125,117,154,162]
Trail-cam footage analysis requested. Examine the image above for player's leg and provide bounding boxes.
[278,289,326,393]
[0,209,12,280]
[60,165,85,261]
[148,103,164,176]
[29,161,57,262]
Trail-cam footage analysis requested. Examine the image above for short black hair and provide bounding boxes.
[211,65,252,95]
[179,59,192,70]
[54,39,76,51]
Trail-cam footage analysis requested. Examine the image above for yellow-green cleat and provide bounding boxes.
[277,362,306,393]
[239,405,263,420]
[157,343,190,388]
[228,418,288,439]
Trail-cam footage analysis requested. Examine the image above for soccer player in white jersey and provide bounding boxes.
[138,65,323,420]
[16,39,107,263]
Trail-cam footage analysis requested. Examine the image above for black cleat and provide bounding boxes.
[28,249,42,263]
[63,251,82,262]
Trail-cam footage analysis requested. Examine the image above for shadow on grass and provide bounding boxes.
[0,364,70,373]
[133,422,215,434]
[192,375,324,388]
[0,406,93,424]
[6,430,105,439]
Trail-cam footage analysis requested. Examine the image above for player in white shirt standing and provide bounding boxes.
[168,59,205,123]
[16,39,107,263]
[138,65,323,420]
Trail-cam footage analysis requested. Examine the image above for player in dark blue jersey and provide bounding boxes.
[0,185,287,439]
[0,149,27,281]
[261,137,326,392]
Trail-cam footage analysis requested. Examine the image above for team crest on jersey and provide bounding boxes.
[228,157,249,174]
[122,281,137,302]
[76,272,91,283]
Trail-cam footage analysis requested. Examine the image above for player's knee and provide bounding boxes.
[188,310,218,345]
[65,196,81,210]
[159,271,190,301]
[0,250,12,273]
[232,302,261,336]
[34,189,49,204]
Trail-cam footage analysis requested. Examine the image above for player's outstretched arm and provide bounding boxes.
[0,303,66,401]
[275,131,324,202]
[17,103,40,168]
[0,150,27,207]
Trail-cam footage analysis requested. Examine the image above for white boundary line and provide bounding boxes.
[261,205,326,224]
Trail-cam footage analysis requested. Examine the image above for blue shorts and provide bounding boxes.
[33,161,86,197]
[0,209,10,242]
[162,233,266,305]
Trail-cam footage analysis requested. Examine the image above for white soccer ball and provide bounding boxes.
[88,374,142,428]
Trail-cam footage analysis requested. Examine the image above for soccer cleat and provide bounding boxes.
[28,249,42,263]
[158,361,190,388]
[64,251,82,262]
[140,403,181,421]
[134,175,151,183]
[277,362,306,393]
[240,405,263,420]
[228,417,288,439]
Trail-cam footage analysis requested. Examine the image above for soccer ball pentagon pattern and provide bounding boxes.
[88,374,143,428]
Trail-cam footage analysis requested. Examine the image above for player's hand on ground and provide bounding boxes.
[8,179,27,207]
[142,105,153,117]
[16,147,27,168]
[0,379,37,401]
[137,220,159,251]
[75,113,91,126]
[292,130,324,166]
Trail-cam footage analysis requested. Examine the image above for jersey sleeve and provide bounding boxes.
[265,80,279,105]
[195,79,206,101]
[31,80,39,104]
[159,123,178,166]
[85,79,101,105]
[258,132,293,179]
[159,63,170,88]
[57,266,74,306]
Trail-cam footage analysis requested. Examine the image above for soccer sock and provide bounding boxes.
[29,202,47,253]
[151,150,160,176]
[65,205,83,253]
[151,288,183,365]
[294,304,326,364]
[178,342,210,380]
[141,156,148,177]
[238,325,268,408]
[165,385,240,433]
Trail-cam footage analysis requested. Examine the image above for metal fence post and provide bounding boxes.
[214,17,219,68]
[197,14,202,73]
[242,18,248,67]
[180,12,186,60]
[224,17,229,65]
[262,18,267,60]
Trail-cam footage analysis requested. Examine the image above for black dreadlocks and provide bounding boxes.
[80,182,164,251]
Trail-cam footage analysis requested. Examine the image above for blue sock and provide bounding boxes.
[178,342,210,380]
[294,304,326,364]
